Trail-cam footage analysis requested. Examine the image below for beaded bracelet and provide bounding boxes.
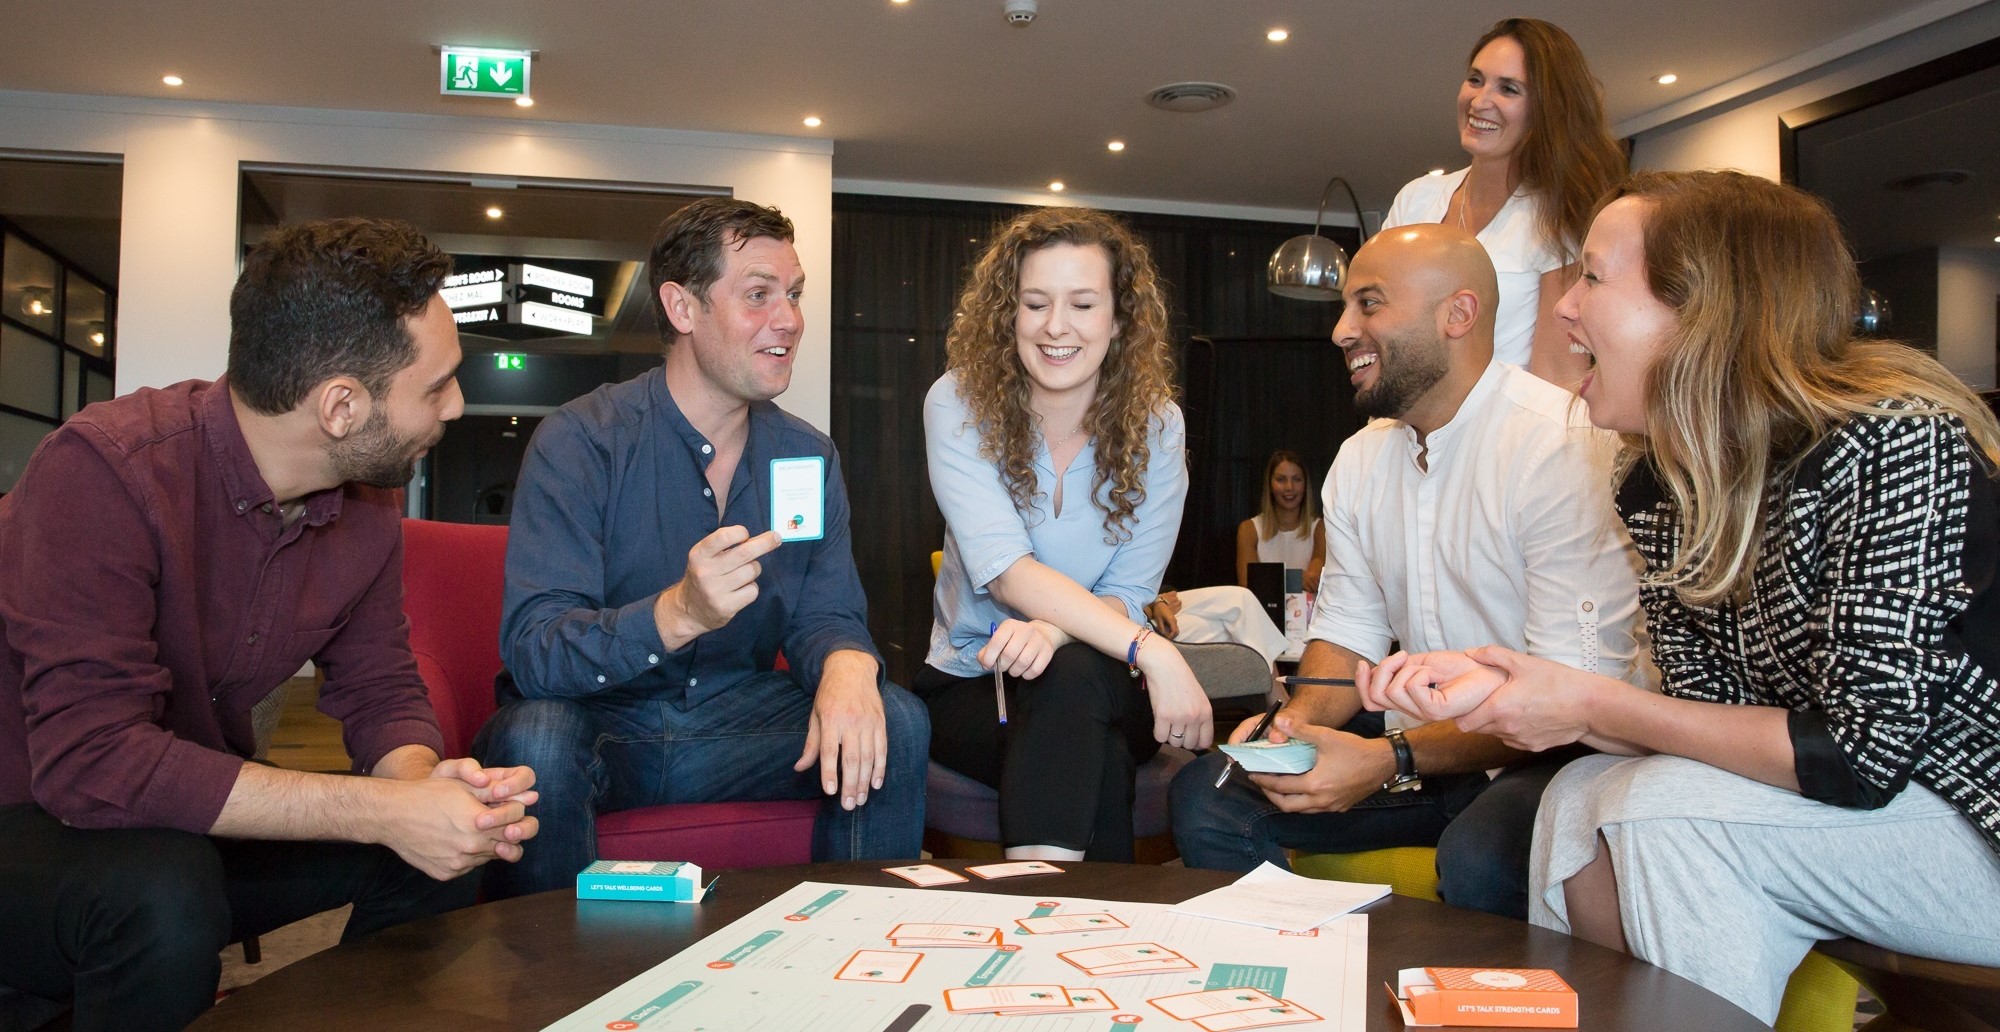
[1126,626,1153,679]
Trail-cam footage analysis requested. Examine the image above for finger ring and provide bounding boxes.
[1171,731,1184,737]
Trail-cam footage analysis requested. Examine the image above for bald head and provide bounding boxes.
[1332,224,1502,429]
[1345,224,1499,351]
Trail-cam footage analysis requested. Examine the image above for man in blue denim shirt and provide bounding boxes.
[477,198,928,898]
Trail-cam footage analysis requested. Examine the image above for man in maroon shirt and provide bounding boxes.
[0,217,538,1031]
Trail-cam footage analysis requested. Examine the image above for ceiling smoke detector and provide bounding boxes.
[1003,0,1037,26]
[1883,169,1974,192]
[1145,82,1237,113]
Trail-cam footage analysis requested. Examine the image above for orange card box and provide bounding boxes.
[1391,967,1577,1028]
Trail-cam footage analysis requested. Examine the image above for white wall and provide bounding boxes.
[1630,2,2000,179]
[1626,2,2000,388]
[1940,248,2000,388]
[0,91,838,431]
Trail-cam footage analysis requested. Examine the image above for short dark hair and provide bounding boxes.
[646,197,795,349]
[227,216,452,415]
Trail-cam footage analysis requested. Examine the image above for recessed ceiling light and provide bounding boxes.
[892,0,910,4]
[1107,140,1126,152]
[485,206,504,219]
[162,74,184,87]
[1427,168,1447,177]
[1266,28,1290,42]
[1048,181,1065,193]
[803,115,823,128]
[515,96,535,108]
[1653,73,1679,85]
[90,331,106,346]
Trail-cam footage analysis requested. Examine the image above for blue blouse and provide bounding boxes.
[924,371,1188,677]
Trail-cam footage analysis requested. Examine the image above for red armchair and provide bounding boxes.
[400,518,818,871]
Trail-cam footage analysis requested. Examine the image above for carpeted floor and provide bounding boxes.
[218,907,347,991]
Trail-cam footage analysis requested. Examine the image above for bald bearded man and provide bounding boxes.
[1170,225,1648,919]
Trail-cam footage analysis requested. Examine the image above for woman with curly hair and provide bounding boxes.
[919,206,1211,862]
[1382,17,1626,386]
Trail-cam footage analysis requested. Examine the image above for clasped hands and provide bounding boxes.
[1354,646,1598,753]
[389,758,540,881]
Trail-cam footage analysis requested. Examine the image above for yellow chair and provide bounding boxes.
[1291,847,1441,902]
[1292,847,1858,1032]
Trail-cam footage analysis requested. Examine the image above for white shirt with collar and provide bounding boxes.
[1307,362,1647,700]
[1382,168,1565,368]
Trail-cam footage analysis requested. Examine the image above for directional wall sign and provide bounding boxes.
[441,267,507,310]
[510,262,606,316]
[515,301,593,335]
[446,253,616,341]
[440,46,532,99]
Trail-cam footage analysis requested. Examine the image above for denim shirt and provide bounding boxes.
[501,370,878,708]
[924,371,1189,677]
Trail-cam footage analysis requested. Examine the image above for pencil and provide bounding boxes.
[1213,697,1285,788]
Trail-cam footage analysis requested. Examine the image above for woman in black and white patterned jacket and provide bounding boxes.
[1354,169,2000,1023]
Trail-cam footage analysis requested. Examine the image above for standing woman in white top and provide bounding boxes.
[920,207,1212,862]
[1382,17,1624,386]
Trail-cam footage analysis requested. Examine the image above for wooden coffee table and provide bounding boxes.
[191,861,1764,1030]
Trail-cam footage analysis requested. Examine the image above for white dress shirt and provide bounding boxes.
[1381,168,1564,368]
[1308,362,1646,690]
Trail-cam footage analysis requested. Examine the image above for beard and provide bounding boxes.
[1353,332,1450,421]
[329,406,433,489]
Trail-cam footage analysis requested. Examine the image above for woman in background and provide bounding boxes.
[1381,17,1625,386]
[1147,450,1322,666]
[1234,449,1325,591]
[920,207,1211,862]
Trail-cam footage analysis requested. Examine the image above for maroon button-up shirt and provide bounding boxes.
[0,377,442,833]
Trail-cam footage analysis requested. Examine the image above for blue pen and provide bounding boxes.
[988,621,1009,726]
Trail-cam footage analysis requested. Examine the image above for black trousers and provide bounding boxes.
[0,803,478,1032]
[916,642,1159,860]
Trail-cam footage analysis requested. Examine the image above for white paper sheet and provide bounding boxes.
[1166,862,1389,933]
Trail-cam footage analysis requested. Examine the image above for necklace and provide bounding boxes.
[1456,176,1473,231]
[1044,422,1087,452]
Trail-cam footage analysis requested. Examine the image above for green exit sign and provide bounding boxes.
[440,46,532,98]
[494,353,526,370]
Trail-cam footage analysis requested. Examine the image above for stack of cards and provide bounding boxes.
[966,860,1064,879]
[1014,913,1128,935]
[942,986,1117,1016]
[886,923,1003,949]
[1057,942,1198,978]
[1150,988,1325,1031]
[1216,739,1318,774]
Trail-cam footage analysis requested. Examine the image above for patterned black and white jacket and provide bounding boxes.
[1617,404,2000,855]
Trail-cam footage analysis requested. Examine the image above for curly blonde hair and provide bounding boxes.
[945,207,1177,541]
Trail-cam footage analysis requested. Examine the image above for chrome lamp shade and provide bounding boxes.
[1267,234,1350,300]
[1267,176,1368,301]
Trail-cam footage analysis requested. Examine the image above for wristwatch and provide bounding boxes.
[1381,727,1423,793]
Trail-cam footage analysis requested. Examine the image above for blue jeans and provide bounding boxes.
[475,672,929,899]
[1169,718,1579,920]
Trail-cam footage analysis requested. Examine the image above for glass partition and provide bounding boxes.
[0,156,121,495]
